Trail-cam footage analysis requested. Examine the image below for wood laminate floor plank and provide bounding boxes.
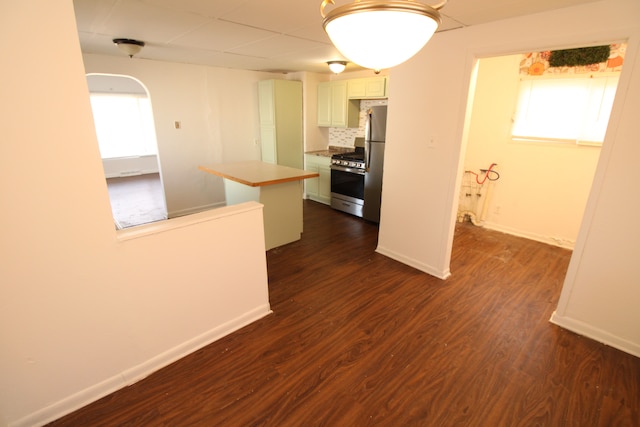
[48,200,640,427]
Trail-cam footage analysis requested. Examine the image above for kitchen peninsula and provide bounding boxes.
[199,161,318,250]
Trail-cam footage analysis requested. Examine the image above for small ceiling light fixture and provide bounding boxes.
[327,60,347,74]
[321,0,446,71]
[112,38,145,58]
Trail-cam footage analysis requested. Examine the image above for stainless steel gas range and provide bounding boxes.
[330,148,366,218]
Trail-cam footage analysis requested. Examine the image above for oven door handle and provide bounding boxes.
[330,164,365,175]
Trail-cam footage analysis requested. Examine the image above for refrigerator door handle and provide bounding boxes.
[365,141,370,172]
[364,109,372,172]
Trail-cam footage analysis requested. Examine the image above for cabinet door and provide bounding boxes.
[257,80,275,126]
[304,155,319,197]
[260,127,277,164]
[365,77,386,98]
[317,82,331,127]
[347,77,387,99]
[317,81,359,128]
[274,81,303,169]
[330,81,349,127]
[347,79,366,98]
[318,163,331,203]
[305,155,332,205]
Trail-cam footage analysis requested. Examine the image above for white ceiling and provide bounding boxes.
[74,0,599,74]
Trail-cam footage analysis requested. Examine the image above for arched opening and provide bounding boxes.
[86,73,167,228]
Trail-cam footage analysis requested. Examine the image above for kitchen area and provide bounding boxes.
[199,74,389,250]
[304,76,389,225]
[254,74,390,226]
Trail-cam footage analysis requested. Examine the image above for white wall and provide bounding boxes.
[378,0,640,356]
[0,1,271,426]
[463,54,602,248]
[82,54,286,218]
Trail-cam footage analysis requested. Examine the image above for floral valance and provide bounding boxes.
[520,42,626,76]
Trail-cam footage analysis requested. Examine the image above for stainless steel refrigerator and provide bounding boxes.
[363,105,387,223]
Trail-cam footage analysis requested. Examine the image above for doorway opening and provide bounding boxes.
[457,42,626,250]
[87,73,167,228]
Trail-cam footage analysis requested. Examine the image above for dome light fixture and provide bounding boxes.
[112,38,145,58]
[327,60,347,74]
[321,0,446,71]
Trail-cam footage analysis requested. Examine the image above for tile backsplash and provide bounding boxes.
[329,99,389,148]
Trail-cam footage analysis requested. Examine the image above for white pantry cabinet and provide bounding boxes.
[258,79,303,169]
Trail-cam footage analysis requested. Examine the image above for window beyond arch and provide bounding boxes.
[87,74,158,159]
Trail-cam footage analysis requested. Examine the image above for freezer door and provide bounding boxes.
[369,105,387,142]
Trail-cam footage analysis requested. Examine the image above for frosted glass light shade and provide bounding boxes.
[113,38,145,58]
[322,1,442,70]
[328,61,347,73]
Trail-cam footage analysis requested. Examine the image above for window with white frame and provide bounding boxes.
[512,74,619,145]
[89,93,158,158]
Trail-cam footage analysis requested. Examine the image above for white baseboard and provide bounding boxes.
[550,311,640,358]
[13,304,272,427]
[102,155,159,178]
[375,245,451,280]
[168,202,226,219]
[481,221,576,249]
[104,169,159,179]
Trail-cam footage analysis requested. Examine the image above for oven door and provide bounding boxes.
[330,165,365,217]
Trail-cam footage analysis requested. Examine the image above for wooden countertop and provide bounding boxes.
[305,147,354,158]
[198,160,319,187]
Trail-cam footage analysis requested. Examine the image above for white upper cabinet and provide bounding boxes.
[347,77,388,99]
[317,81,359,128]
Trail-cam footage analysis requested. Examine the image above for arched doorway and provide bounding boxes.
[86,73,167,228]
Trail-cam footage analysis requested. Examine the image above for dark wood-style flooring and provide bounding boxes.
[50,200,640,426]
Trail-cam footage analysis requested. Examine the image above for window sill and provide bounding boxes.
[511,137,603,147]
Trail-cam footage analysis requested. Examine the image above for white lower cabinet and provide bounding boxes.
[305,155,331,205]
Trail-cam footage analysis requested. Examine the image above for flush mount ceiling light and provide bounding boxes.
[112,38,145,58]
[327,60,348,73]
[321,0,446,71]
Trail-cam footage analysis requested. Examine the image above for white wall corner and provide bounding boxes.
[549,311,640,359]
[376,245,452,280]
